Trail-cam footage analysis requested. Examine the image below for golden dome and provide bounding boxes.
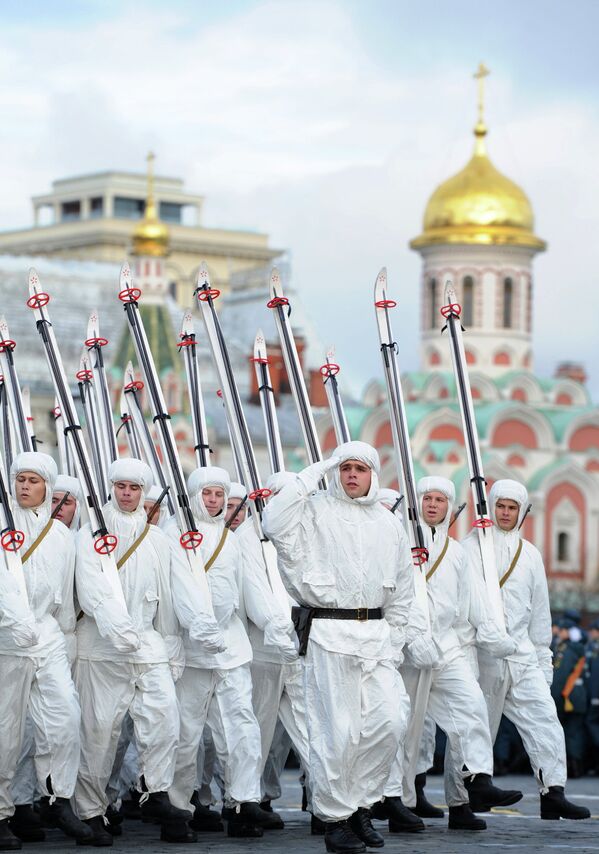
[411,64,545,252]
[132,153,170,258]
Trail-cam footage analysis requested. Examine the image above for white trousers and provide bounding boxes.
[305,644,408,822]
[476,655,567,793]
[0,651,81,820]
[74,659,178,820]
[251,660,311,787]
[386,656,493,807]
[11,717,37,806]
[169,664,262,812]
[262,720,293,802]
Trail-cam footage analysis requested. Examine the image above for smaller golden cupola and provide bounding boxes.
[132,152,170,257]
[411,64,546,252]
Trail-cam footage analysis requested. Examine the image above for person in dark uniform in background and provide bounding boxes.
[584,618,599,775]
[551,618,587,779]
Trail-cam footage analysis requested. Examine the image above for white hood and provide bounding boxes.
[417,475,455,554]
[328,441,380,505]
[53,473,83,530]
[188,467,231,552]
[228,481,247,501]
[10,451,57,535]
[104,457,153,562]
[489,479,528,566]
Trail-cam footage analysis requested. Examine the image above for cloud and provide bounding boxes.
[0,0,597,400]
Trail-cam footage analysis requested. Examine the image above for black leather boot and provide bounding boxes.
[414,773,444,818]
[121,789,142,820]
[464,773,522,812]
[42,798,93,843]
[78,816,113,847]
[222,803,264,837]
[348,809,384,848]
[324,820,366,853]
[371,796,425,832]
[448,804,487,830]
[105,806,123,836]
[0,819,21,851]
[311,814,326,835]
[540,786,591,820]
[189,795,224,832]
[160,820,197,843]
[8,805,45,842]
[140,792,192,823]
[258,800,285,829]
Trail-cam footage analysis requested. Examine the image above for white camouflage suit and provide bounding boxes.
[168,466,263,813]
[262,441,414,822]
[236,471,311,801]
[385,476,516,807]
[461,479,567,795]
[0,452,80,821]
[74,458,184,820]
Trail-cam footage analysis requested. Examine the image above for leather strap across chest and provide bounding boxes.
[21,518,53,565]
[499,539,523,589]
[425,537,449,582]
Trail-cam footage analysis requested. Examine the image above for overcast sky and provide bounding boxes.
[1,0,598,400]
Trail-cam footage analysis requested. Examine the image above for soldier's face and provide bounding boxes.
[495,499,520,531]
[15,471,46,508]
[51,492,77,527]
[422,491,449,526]
[202,487,225,517]
[114,480,142,512]
[339,460,371,499]
[225,499,246,530]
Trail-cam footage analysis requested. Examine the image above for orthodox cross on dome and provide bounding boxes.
[473,62,490,133]
[145,151,156,214]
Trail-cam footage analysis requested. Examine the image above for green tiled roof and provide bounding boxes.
[111,305,180,377]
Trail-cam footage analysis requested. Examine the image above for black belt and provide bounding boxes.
[291,606,383,656]
[312,607,383,622]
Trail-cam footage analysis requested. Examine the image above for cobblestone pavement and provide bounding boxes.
[38,773,599,853]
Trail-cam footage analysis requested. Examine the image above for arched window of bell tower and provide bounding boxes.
[503,277,513,328]
[462,275,474,326]
[429,278,437,329]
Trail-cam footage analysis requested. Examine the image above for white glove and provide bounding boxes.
[477,622,518,659]
[543,665,554,687]
[298,457,339,495]
[393,647,404,669]
[169,661,185,682]
[189,618,227,654]
[405,634,439,669]
[263,620,299,663]
[111,628,142,654]
[10,621,39,649]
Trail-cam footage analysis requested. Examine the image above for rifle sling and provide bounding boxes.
[499,539,523,589]
[21,518,53,565]
[116,524,150,570]
[425,537,449,582]
[204,527,229,572]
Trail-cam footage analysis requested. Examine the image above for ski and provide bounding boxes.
[121,361,174,515]
[374,266,432,809]
[27,269,127,609]
[0,446,29,601]
[195,264,288,607]
[21,388,37,451]
[0,317,33,454]
[178,310,211,467]
[118,386,142,460]
[267,268,323,468]
[52,400,75,476]
[0,378,14,477]
[77,351,109,505]
[374,268,427,568]
[320,347,350,445]
[440,282,505,629]
[85,310,119,467]
[118,263,209,586]
[195,263,269,520]
[253,330,285,474]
